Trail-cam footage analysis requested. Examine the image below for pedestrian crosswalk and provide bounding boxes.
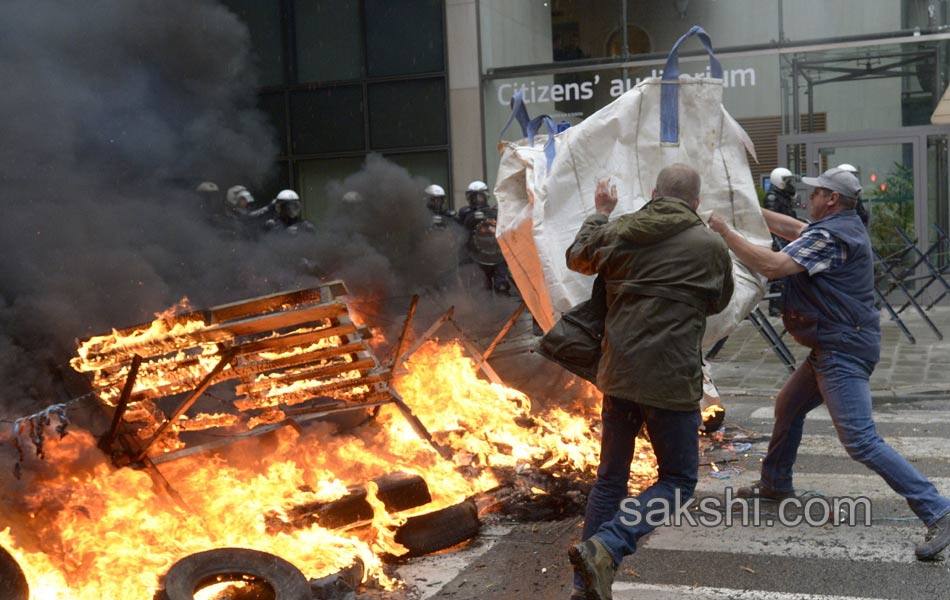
[611,582,893,599]
[749,405,950,424]
[395,400,950,599]
[626,400,950,599]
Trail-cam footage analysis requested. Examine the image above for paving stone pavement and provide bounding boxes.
[708,305,950,397]
[479,296,950,398]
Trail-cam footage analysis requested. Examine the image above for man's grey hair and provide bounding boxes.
[836,193,858,209]
[655,163,701,203]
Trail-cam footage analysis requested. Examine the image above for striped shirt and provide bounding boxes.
[781,228,847,275]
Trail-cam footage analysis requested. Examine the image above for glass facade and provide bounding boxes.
[294,0,363,83]
[223,0,285,87]
[365,0,444,77]
[220,0,449,218]
[479,0,950,245]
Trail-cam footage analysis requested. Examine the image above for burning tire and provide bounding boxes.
[157,548,310,600]
[700,404,726,434]
[390,498,480,559]
[0,546,29,600]
[308,557,364,599]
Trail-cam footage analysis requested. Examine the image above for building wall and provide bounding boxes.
[447,0,484,209]
[475,0,935,190]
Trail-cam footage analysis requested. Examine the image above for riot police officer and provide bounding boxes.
[424,184,456,220]
[225,185,256,218]
[458,180,511,295]
[837,163,870,226]
[763,168,798,316]
[764,168,798,220]
[219,185,261,239]
[195,181,220,222]
[457,181,489,229]
[265,189,315,235]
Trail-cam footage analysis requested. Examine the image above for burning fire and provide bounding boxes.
[2,332,658,598]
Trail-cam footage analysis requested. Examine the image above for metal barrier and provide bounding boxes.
[872,224,948,343]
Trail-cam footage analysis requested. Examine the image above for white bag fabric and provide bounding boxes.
[495,26,771,347]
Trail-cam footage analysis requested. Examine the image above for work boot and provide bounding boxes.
[916,512,950,561]
[735,480,795,501]
[568,537,616,600]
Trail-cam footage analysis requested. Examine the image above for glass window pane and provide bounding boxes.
[625,1,779,54]
[220,0,284,86]
[480,0,784,71]
[815,143,915,257]
[383,151,450,195]
[480,0,558,70]
[782,43,938,135]
[365,0,444,77]
[258,93,288,157]
[296,156,365,222]
[294,0,362,83]
[904,0,950,30]
[290,86,364,154]
[368,79,446,149]
[782,1,904,42]
[927,135,949,248]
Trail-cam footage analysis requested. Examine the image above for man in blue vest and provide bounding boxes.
[708,167,950,562]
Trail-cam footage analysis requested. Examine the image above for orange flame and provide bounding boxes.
[2,338,657,598]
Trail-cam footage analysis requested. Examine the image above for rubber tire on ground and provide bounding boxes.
[392,498,480,559]
[701,406,726,434]
[0,545,29,600]
[309,557,364,600]
[157,548,311,600]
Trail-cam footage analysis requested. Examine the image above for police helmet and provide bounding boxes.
[465,180,489,207]
[769,168,795,192]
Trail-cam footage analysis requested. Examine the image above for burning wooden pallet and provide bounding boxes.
[71,281,445,465]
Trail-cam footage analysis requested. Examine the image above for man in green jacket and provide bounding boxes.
[566,163,734,600]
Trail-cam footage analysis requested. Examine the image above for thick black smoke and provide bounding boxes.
[0,0,513,417]
[0,0,287,415]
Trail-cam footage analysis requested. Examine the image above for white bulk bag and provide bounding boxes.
[494,26,771,346]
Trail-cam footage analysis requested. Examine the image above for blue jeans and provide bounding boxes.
[576,395,700,582]
[761,349,950,526]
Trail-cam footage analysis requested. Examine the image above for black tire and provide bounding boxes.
[157,548,310,600]
[309,557,364,600]
[391,499,480,559]
[0,545,29,600]
[701,406,726,434]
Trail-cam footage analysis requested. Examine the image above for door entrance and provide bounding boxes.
[779,125,950,255]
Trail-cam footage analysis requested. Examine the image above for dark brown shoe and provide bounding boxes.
[736,480,795,501]
[916,512,950,561]
[568,537,616,600]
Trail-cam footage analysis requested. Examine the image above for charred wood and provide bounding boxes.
[267,472,432,533]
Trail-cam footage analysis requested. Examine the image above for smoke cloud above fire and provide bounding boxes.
[0,0,511,417]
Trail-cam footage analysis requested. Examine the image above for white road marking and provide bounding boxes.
[749,406,950,423]
[613,582,890,599]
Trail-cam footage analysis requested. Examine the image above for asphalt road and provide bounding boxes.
[383,393,950,600]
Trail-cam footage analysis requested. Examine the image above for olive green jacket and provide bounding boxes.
[565,196,734,411]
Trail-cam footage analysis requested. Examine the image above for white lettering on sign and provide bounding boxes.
[496,67,756,105]
[496,75,599,107]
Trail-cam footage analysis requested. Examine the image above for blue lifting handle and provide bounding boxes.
[499,90,558,170]
[660,26,723,144]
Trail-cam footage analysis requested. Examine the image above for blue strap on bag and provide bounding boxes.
[499,91,558,170]
[500,90,532,139]
[660,26,723,144]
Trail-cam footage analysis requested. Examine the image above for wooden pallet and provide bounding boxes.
[76,281,447,464]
